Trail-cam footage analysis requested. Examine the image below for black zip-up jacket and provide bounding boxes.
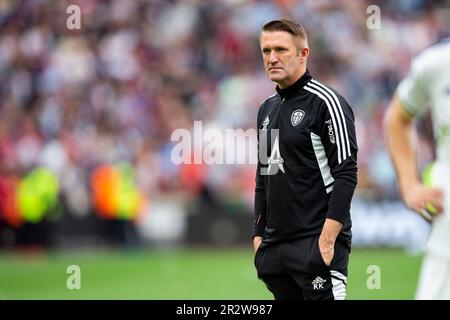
[254,69,358,249]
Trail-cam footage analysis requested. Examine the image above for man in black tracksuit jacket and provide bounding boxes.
[253,19,358,300]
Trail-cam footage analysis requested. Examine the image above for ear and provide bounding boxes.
[299,47,309,63]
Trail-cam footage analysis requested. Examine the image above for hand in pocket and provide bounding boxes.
[318,237,334,267]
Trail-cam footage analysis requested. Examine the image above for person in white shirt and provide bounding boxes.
[384,39,450,299]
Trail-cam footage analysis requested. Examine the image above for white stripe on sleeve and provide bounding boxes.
[311,79,351,157]
[311,132,335,193]
[304,84,344,164]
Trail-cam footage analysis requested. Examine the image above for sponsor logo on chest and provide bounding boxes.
[262,116,269,131]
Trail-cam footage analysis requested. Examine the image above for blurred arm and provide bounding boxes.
[384,95,419,194]
[384,95,443,215]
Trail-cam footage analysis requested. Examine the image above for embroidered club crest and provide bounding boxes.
[291,109,305,127]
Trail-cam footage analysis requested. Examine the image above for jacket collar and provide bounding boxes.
[275,68,312,99]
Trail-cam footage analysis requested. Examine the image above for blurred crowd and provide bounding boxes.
[0,0,449,238]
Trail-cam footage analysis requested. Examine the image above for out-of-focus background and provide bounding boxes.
[0,0,448,299]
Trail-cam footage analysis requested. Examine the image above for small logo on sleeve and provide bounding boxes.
[291,109,305,127]
[325,119,335,144]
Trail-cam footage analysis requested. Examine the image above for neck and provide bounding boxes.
[275,68,312,99]
[277,67,306,89]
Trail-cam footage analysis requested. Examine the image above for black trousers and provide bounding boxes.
[254,235,349,300]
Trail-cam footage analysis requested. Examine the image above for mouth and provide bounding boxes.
[269,67,283,72]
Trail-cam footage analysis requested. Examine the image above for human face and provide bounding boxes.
[260,31,307,89]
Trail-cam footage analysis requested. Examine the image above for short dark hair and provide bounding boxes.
[260,19,308,48]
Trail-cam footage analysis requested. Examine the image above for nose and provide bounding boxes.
[269,50,278,64]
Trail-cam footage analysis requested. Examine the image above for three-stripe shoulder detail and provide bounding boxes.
[303,79,351,164]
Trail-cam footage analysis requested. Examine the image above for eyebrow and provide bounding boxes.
[262,46,288,51]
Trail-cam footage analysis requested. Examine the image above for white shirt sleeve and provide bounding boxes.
[397,52,433,117]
